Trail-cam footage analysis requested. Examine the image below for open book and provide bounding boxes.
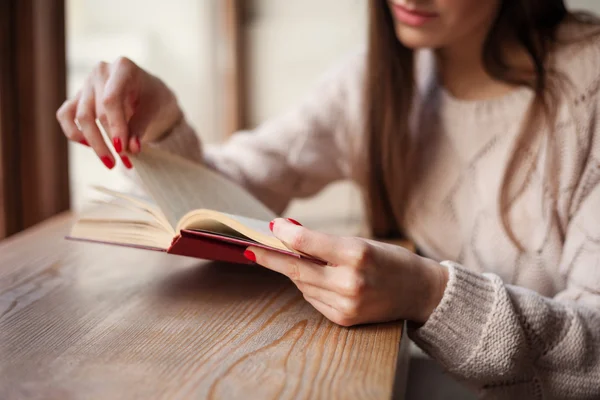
[68,147,320,264]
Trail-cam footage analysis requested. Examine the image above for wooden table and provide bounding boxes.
[0,213,408,399]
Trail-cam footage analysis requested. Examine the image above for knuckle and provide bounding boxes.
[289,229,309,251]
[97,112,108,128]
[56,99,73,120]
[94,61,109,75]
[114,56,135,70]
[302,293,313,305]
[347,240,372,268]
[334,315,356,328]
[338,297,360,319]
[339,273,367,298]
[63,128,78,140]
[101,91,118,108]
[75,108,94,124]
[56,104,65,120]
[287,259,302,281]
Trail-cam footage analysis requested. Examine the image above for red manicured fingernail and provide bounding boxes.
[134,136,141,149]
[243,249,256,262]
[113,137,122,153]
[100,155,115,170]
[286,218,302,226]
[120,155,133,169]
[269,220,274,231]
[79,139,90,147]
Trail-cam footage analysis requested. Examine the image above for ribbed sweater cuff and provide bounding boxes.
[408,261,500,370]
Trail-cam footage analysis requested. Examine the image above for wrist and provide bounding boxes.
[150,110,184,144]
[415,257,449,324]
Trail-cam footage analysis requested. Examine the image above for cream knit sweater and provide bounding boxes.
[153,30,600,399]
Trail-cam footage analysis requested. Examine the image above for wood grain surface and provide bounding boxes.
[0,213,405,399]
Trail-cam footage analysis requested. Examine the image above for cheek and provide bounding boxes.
[438,0,500,35]
[394,0,500,49]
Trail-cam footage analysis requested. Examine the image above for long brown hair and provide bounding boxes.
[365,0,599,248]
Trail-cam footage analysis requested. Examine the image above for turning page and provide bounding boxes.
[130,147,276,229]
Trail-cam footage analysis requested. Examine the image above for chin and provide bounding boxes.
[394,25,443,49]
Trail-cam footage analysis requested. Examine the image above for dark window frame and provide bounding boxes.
[0,0,69,239]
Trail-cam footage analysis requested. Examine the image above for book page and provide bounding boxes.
[176,210,296,253]
[130,147,276,229]
[91,186,173,234]
[178,211,274,238]
[69,201,174,249]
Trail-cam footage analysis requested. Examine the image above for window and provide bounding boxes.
[66,0,367,232]
[66,0,220,210]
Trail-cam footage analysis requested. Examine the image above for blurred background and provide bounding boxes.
[0,1,599,398]
[0,0,598,238]
[67,0,367,234]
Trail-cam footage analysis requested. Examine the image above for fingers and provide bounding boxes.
[303,295,356,327]
[58,56,179,163]
[296,283,345,311]
[246,234,373,328]
[57,59,139,170]
[298,280,364,325]
[128,135,142,155]
[57,91,85,145]
[246,246,332,290]
[271,218,364,265]
[92,63,109,133]
[92,68,132,170]
[103,57,138,154]
[76,82,115,170]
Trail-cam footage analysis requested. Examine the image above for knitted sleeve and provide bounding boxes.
[408,106,600,399]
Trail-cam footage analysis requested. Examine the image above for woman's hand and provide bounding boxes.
[56,57,183,169]
[245,218,449,326]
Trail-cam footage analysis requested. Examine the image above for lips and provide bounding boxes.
[390,2,439,27]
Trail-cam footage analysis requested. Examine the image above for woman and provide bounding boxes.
[57,0,600,397]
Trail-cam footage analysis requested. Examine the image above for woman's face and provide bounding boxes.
[387,0,501,49]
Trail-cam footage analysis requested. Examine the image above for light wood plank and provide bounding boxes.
[0,213,404,399]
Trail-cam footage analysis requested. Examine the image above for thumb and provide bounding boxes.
[272,218,350,265]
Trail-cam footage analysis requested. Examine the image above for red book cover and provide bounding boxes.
[168,229,306,264]
[67,229,324,265]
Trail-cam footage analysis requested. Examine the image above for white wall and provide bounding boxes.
[67,0,219,211]
[245,0,368,231]
[568,0,600,12]
[246,0,367,124]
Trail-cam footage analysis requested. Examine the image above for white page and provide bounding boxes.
[130,147,276,228]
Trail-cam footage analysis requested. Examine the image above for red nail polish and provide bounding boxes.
[113,137,122,153]
[243,249,256,262]
[120,155,133,169]
[79,139,90,147]
[134,136,141,150]
[286,218,302,226]
[100,156,115,170]
[269,220,274,231]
